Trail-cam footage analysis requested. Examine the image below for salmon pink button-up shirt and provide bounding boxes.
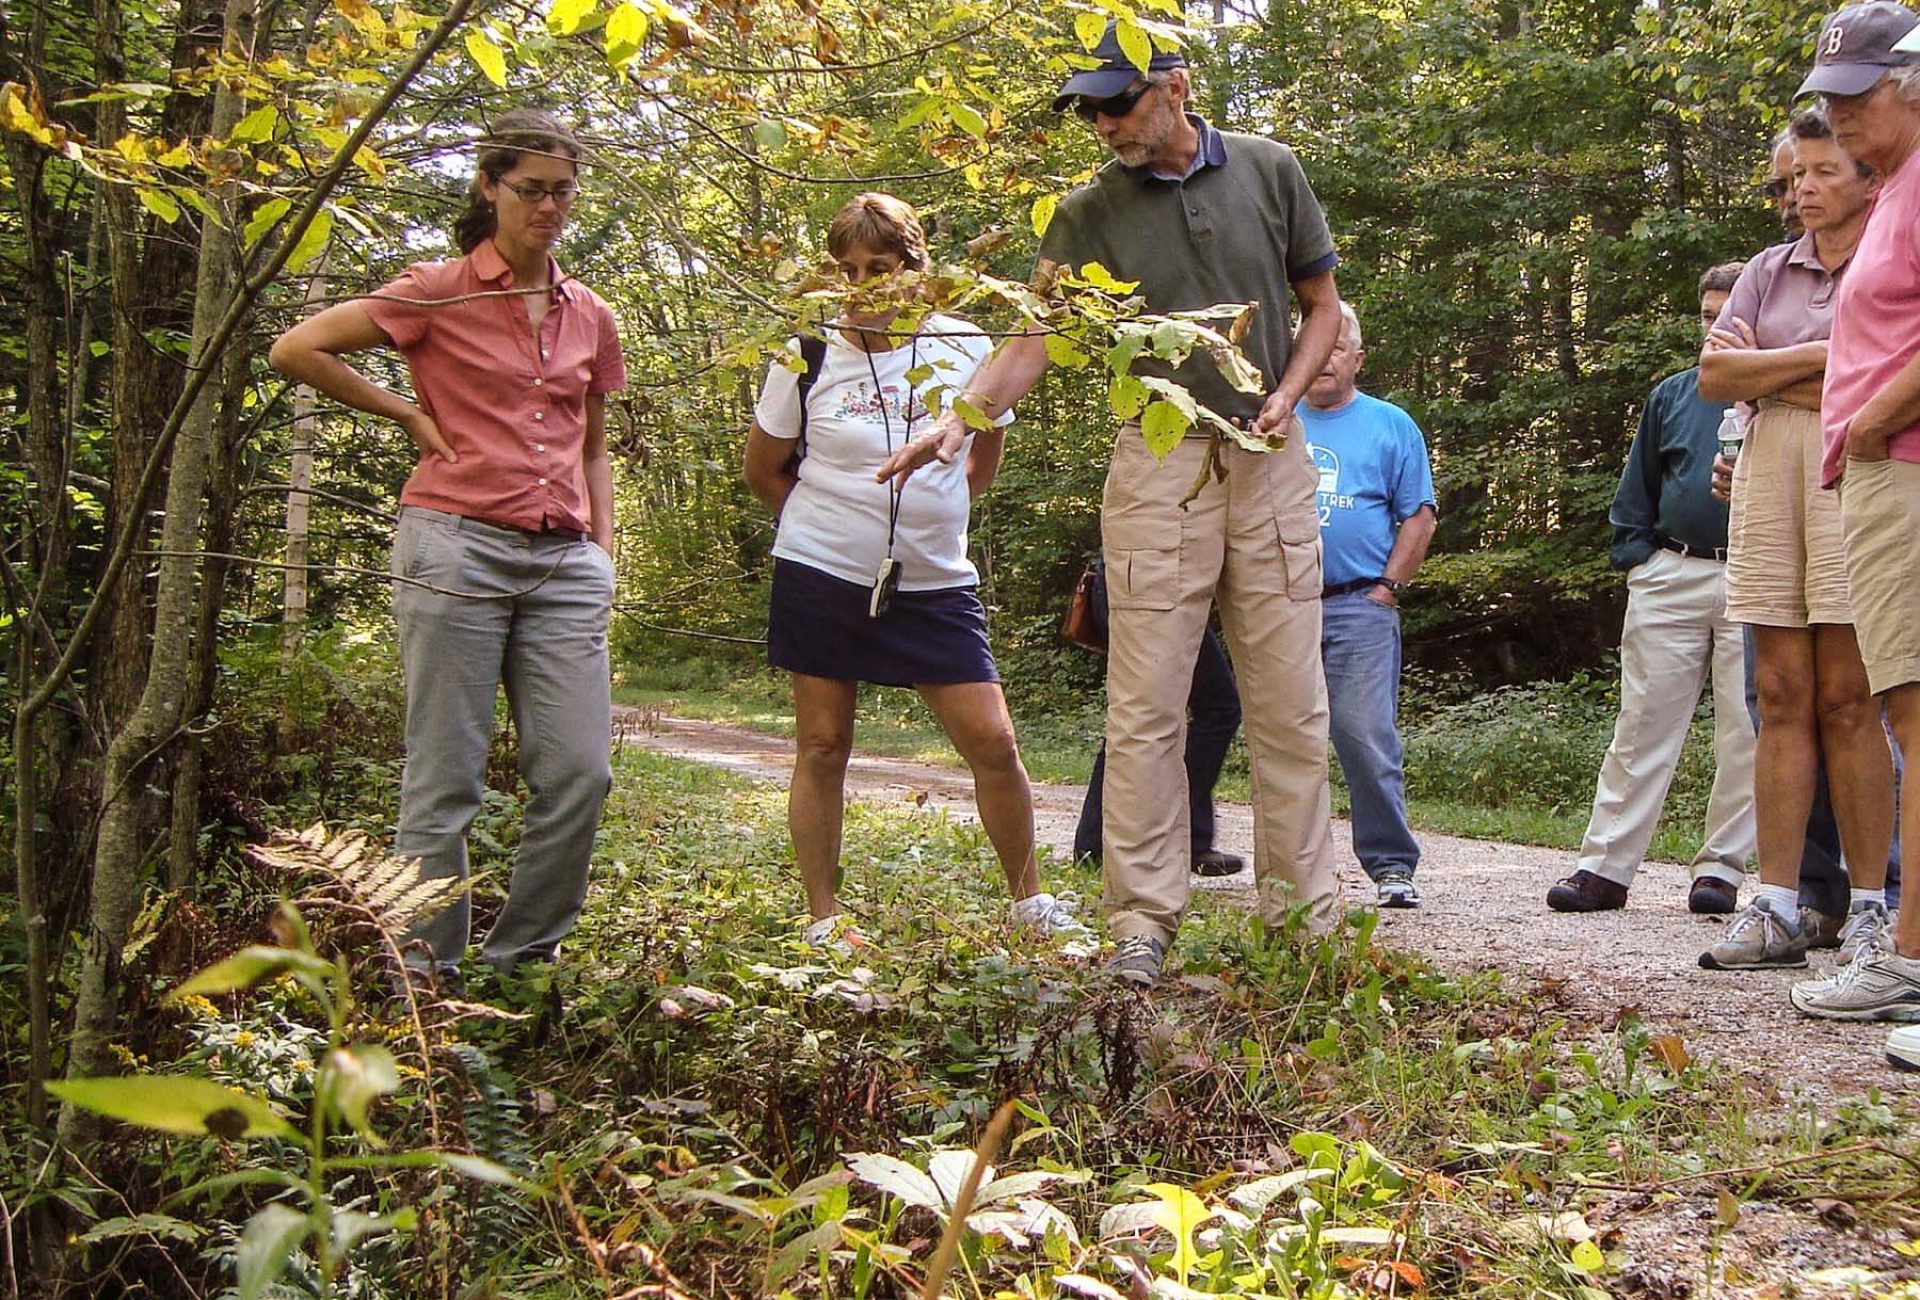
[361,240,626,533]
[1822,148,1920,488]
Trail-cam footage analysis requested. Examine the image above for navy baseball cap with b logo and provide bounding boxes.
[1798,1,1920,96]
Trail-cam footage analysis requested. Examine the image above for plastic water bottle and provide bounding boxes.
[1717,408,1744,465]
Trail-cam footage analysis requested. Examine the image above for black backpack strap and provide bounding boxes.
[793,334,828,466]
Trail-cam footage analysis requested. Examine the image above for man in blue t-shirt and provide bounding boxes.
[1299,304,1437,907]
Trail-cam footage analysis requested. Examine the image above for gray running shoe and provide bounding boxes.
[1699,899,1808,970]
[1801,907,1846,951]
[1376,869,1421,909]
[1789,947,1920,1021]
[1106,935,1167,987]
[1889,1024,1920,1072]
[1836,902,1893,963]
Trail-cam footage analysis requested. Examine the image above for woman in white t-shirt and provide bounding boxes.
[743,193,1087,951]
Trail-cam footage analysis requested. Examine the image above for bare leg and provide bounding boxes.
[917,680,1039,900]
[1888,684,1920,959]
[790,674,858,920]
[1752,626,1821,891]
[1813,623,1894,892]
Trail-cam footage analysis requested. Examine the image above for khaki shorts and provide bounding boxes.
[1725,401,1853,627]
[1839,456,1920,696]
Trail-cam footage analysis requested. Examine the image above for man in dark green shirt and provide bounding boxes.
[1548,264,1758,916]
[880,23,1345,986]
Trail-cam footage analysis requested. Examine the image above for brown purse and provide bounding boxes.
[1060,566,1107,653]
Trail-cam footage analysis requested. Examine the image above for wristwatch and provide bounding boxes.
[1376,578,1407,595]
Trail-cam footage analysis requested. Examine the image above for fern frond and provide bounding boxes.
[246,824,464,934]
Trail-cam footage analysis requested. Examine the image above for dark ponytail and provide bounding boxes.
[452,108,584,254]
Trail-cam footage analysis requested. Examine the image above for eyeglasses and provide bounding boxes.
[1072,81,1156,123]
[1761,177,1791,200]
[498,179,579,206]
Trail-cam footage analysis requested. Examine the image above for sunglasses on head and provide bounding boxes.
[1072,81,1155,123]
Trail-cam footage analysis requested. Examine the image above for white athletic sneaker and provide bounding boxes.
[1700,899,1809,970]
[1836,902,1893,963]
[1788,946,1920,1021]
[1889,1023,1920,1072]
[1011,892,1097,955]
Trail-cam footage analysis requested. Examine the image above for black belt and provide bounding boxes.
[1323,578,1384,598]
[1656,536,1727,563]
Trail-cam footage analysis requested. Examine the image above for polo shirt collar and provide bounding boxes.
[471,238,583,302]
[1785,230,1854,277]
[1142,113,1228,182]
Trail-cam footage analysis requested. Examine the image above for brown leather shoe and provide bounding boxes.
[1801,906,1846,950]
[1546,870,1628,913]
[1687,876,1739,915]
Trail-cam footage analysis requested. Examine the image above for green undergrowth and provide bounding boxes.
[438,753,1914,1295]
[44,747,1913,1298]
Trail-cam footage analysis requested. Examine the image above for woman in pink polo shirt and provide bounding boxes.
[270,110,626,985]
[1776,2,1920,1062]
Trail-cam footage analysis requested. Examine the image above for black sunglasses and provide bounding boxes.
[1760,177,1791,200]
[1072,81,1156,123]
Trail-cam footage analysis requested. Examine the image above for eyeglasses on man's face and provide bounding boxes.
[499,178,580,206]
[1073,81,1156,123]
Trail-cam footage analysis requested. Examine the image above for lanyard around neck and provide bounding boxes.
[863,337,918,560]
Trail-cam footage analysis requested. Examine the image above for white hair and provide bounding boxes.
[1893,63,1920,102]
[1338,302,1363,351]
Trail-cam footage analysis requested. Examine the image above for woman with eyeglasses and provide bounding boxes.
[742,192,1089,953]
[1696,106,1893,973]
[270,109,626,987]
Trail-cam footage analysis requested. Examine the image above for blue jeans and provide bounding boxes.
[1074,563,1241,860]
[391,507,615,972]
[1740,626,1902,912]
[1322,591,1419,880]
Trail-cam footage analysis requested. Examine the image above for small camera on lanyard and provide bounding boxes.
[869,557,902,619]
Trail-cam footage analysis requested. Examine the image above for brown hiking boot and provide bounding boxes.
[1801,907,1846,950]
[1546,870,1628,913]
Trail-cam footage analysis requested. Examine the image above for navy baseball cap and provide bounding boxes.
[1051,22,1186,113]
[1797,1,1920,96]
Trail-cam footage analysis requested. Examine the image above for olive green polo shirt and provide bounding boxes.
[1038,116,1339,421]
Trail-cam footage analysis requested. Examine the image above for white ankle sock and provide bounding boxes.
[1851,888,1887,911]
[1755,884,1800,919]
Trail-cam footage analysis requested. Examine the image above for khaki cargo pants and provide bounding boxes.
[1099,427,1340,945]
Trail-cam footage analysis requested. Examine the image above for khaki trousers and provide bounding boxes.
[1576,549,1755,888]
[1100,428,1340,945]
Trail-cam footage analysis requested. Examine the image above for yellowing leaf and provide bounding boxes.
[284,207,334,274]
[137,187,182,224]
[1030,193,1057,239]
[1045,334,1091,370]
[465,29,508,87]
[1076,261,1139,294]
[549,0,596,34]
[1141,401,1192,457]
[49,1076,296,1139]
[1140,1183,1213,1283]
[1569,1239,1606,1273]
[229,104,279,144]
[1114,21,1152,74]
[1074,11,1108,51]
[948,99,986,139]
[604,3,649,61]
[1109,373,1147,420]
[1650,1035,1690,1073]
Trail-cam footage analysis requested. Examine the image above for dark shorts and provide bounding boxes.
[767,558,1000,687]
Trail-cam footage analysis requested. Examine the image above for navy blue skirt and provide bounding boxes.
[767,558,1000,686]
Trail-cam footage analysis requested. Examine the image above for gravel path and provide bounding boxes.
[615,711,1915,1105]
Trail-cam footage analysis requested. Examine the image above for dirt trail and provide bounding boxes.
[615,711,1914,1105]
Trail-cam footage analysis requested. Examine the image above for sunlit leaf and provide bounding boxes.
[137,187,181,224]
[1030,193,1057,239]
[1045,334,1091,369]
[228,104,278,143]
[847,1152,943,1211]
[1569,1238,1606,1273]
[284,208,334,275]
[1114,21,1152,74]
[171,944,328,998]
[465,30,508,87]
[1074,12,1108,51]
[50,1077,296,1140]
[236,1203,307,1300]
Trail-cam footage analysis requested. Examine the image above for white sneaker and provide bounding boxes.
[1788,946,1920,1021]
[1836,902,1893,963]
[1011,892,1096,954]
[1889,1023,1920,1072]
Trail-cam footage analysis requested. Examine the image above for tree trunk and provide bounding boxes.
[61,0,259,1137]
[277,264,327,748]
